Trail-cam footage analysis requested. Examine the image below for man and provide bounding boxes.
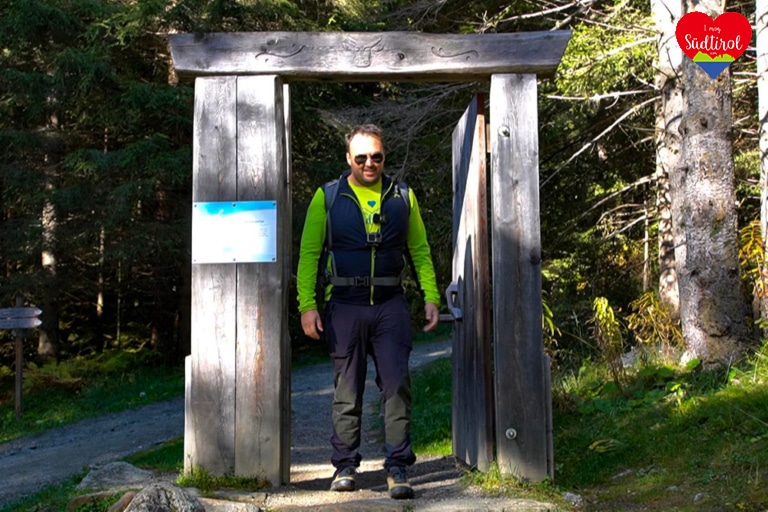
[296,124,440,500]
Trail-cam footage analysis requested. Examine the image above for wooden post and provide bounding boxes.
[233,75,291,483]
[186,76,238,477]
[15,295,23,418]
[0,296,41,419]
[185,75,291,484]
[490,74,549,481]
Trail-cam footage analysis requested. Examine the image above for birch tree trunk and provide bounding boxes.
[673,1,749,365]
[653,0,684,318]
[757,0,768,330]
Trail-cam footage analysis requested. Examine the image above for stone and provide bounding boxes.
[124,482,204,512]
[78,461,155,490]
[563,492,584,507]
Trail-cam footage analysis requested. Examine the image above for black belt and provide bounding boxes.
[329,276,401,287]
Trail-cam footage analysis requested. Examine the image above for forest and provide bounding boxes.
[1,0,766,410]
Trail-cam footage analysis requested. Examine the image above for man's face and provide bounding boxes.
[346,134,385,187]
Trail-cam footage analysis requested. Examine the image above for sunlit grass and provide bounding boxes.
[124,437,184,473]
[553,348,768,510]
[0,350,184,443]
[410,356,452,456]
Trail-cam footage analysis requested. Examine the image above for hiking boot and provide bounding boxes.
[330,466,356,492]
[387,466,414,499]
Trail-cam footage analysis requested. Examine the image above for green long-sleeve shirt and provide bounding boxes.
[297,184,440,314]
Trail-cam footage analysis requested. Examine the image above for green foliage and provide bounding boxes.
[588,297,625,393]
[542,292,561,351]
[626,291,683,360]
[177,466,268,494]
[739,219,768,314]
[461,462,565,506]
[557,0,653,97]
[0,472,88,512]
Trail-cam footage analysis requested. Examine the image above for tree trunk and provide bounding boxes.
[673,7,749,365]
[757,0,768,332]
[38,193,60,361]
[36,111,64,361]
[653,0,684,318]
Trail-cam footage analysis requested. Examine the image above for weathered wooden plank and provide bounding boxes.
[0,307,42,318]
[280,82,292,485]
[168,31,571,82]
[490,74,548,481]
[0,318,42,329]
[450,94,493,471]
[186,76,238,476]
[234,75,291,484]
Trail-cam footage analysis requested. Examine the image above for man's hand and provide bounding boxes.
[301,309,324,340]
[423,302,439,332]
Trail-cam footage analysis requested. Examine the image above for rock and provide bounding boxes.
[563,492,584,506]
[611,469,633,480]
[124,482,205,512]
[694,493,708,503]
[78,461,156,490]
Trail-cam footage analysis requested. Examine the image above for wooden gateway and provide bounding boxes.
[168,30,570,485]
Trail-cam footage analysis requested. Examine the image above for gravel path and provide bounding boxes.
[0,339,453,508]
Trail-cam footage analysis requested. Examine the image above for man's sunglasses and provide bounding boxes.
[353,152,384,165]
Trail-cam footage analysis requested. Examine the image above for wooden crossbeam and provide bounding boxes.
[169,31,571,82]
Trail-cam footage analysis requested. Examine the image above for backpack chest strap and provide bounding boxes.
[328,275,401,287]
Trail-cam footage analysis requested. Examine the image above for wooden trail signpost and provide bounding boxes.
[0,296,42,418]
[168,29,570,485]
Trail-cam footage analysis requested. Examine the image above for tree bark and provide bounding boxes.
[673,12,750,364]
[38,195,60,361]
[757,0,768,331]
[653,0,684,318]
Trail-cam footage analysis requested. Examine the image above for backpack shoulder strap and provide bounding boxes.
[322,178,340,251]
[322,172,348,251]
[393,180,410,213]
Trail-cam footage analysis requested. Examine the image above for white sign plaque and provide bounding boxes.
[192,201,277,263]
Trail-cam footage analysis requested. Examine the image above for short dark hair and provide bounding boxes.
[345,124,384,152]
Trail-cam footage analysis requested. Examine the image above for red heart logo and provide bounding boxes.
[675,11,752,78]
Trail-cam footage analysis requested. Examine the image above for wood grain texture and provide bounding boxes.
[169,31,571,81]
[234,75,290,484]
[279,82,292,485]
[450,95,493,471]
[489,74,549,481]
[186,76,238,476]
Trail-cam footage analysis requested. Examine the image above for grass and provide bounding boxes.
[0,472,91,512]
[410,346,768,510]
[552,357,768,510]
[0,350,184,444]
